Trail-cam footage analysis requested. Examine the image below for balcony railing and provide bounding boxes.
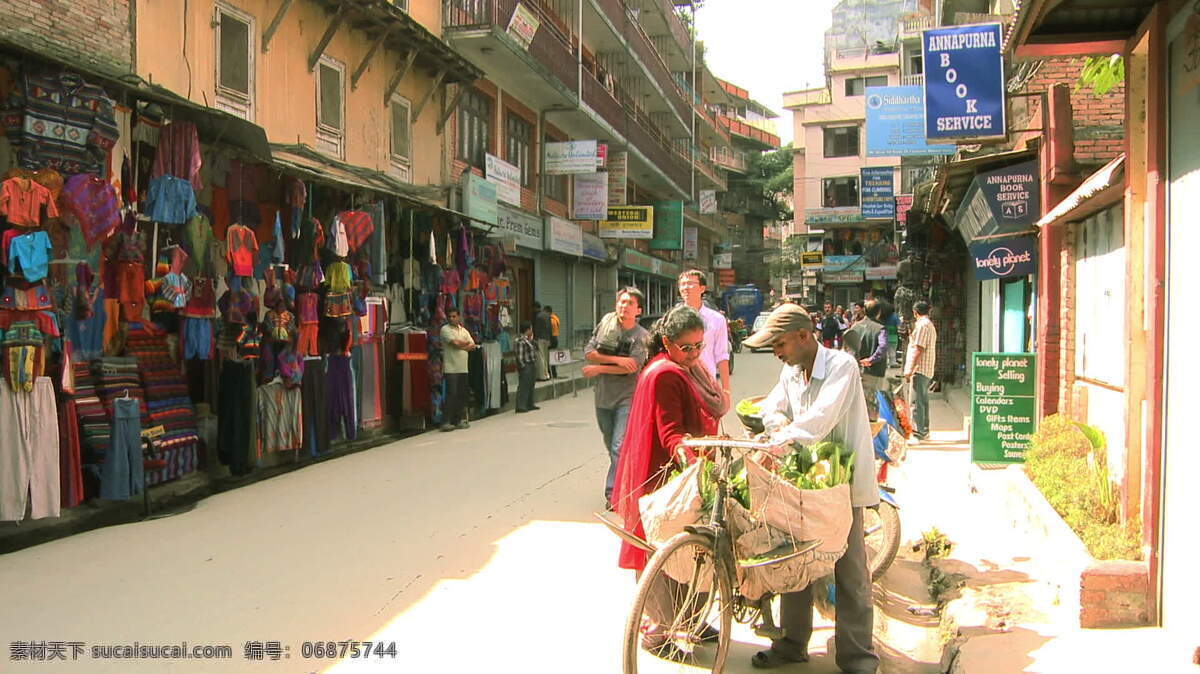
[717,114,781,148]
[711,147,747,172]
[899,13,934,38]
[692,149,727,190]
[595,0,691,124]
[901,74,924,87]
[654,0,691,56]
[953,12,1014,26]
[444,0,579,95]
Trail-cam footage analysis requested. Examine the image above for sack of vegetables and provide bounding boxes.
[637,461,713,590]
[735,396,766,434]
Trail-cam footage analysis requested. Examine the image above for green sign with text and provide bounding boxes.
[970,352,1037,463]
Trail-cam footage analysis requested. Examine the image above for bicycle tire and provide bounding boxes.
[865,502,901,581]
[622,531,733,674]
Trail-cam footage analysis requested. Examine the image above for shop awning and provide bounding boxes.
[1036,154,1125,227]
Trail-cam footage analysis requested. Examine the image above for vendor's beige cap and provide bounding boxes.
[743,303,814,348]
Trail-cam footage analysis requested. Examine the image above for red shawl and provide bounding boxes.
[612,353,718,571]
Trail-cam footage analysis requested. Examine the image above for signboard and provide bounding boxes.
[495,204,542,250]
[582,233,607,261]
[896,194,915,224]
[485,153,521,206]
[801,251,824,268]
[822,270,864,284]
[545,140,599,174]
[596,143,607,168]
[506,2,541,50]
[572,172,608,220]
[650,200,684,250]
[823,254,867,272]
[864,265,898,280]
[607,151,628,205]
[923,23,1007,141]
[805,207,861,226]
[970,352,1037,463]
[462,172,497,226]
[860,166,896,220]
[544,216,583,256]
[683,226,699,260]
[865,86,957,157]
[599,205,654,239]
[713,252,733,269]
[699,189,717,215]
[977,160,1039,228]
[969,236,1037,280]
[549,349,573,365]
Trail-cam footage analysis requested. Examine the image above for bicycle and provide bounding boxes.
[597,436,822,673]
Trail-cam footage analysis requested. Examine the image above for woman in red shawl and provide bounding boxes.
[612,305,729,572]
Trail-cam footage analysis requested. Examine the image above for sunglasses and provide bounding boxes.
[671,340,705,353]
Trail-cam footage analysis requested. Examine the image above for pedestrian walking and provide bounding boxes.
[547,305,561,379]
[515,321,540,413]
[904,300,937,441]
[846,300,888,420]
[533,302,553,381]
[677,269,731,394]
[582,287,650,507]
[817,301,843,349]
[741,303,880,673]
[439,309,476,432]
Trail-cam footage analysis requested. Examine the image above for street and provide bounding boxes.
[0,350,965,674]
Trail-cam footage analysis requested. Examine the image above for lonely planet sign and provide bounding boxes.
[969,236,1037,280]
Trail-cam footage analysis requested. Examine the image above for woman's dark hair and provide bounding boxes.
[648,305,705,358]
[519,321,532,333]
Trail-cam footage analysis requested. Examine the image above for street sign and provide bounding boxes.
[970,352,1037,463]
[923,23,1006,142]
[865,85,956,156]
[969,236,1037,280]
[860,166,896,220]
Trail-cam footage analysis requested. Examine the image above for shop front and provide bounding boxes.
[618,249,681,317]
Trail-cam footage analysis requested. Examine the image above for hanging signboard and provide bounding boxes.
[895,194,915,224]
[801,251,824,268]
[582,233,608,261]
[822,270,864,284]
[977,160,1040,228]
[544,216,583,256]
[495,204,543,250]
[713,252,733,269]
[864,265,899,280]
[546,140,599,174]
[596,143,607,168]
[462,172,498,226]
[572,172,609,220]
[699,189,717,214]
[969,236,1037,280]
[822,254,867,272]
[683,226,699,260]
[970,352,1037,463]
[923,23,1007,142]
[485,153,521,206]
[865,85,957,157]
[650,200,684,250]
[805,207,861,226]
[599,205,654,239]
[506,2,541,50]
[607,151,628,205]
[860,166,896,220]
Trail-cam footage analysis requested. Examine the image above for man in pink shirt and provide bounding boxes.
[677,269,731,395]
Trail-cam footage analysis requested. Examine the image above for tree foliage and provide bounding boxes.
[1076,54,1124,97]
[740,143,794,221]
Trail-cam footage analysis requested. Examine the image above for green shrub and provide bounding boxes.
[1025,414,1143,561]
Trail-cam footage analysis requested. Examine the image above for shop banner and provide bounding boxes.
[699,189,717,214]
[596,143,607,168]
[977,160,1040,228]
[823,254,867,272]
[485,153,521,206]
[860,166,895,220]
[599,205,654,239]
[823,270,864,284]
[495,204,543,250]
[923,23,1007,142]
[969,236,1037,280]
[801,251,824,268]
[864,265,898,280]
[462,172,498,226]
[607,151,628,205]
[970,352,1037,463]
[572,172,608,220]
[896,194,914,224]
[544,216,583,256]
[713,252,733,269]
[506,2,541,50]
[650,200,684,250]
[582,233,608,261]
[683,226,699,260]
[805,207,861,226]
[865,85,957,157]
[545,140,599,174]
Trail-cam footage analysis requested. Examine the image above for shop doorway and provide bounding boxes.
[1000,277,1031,352]
[509,256,534,328]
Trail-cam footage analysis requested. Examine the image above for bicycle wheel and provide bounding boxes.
[864,502,901,581]
[622,532,733,673]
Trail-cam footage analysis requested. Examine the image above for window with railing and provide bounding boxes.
[457,88,492,169]
[822,176,859,208]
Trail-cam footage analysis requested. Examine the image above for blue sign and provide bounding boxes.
[977,160,1039,228]
[969,236,1037,280]
[923,23,1006,141]
[860,166,895,220]
[865,86,957,157]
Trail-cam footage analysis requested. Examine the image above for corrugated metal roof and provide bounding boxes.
[1036,153,1125,226]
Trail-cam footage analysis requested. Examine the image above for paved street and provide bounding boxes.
[1,350,954,673]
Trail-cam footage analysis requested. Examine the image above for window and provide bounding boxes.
[823,126,860,158]
[1075,204,1126,386]
[389,94,411,181]
[844,75,889,96]
[822,176,859,208]
[457,88,492,169]
[214,4,254,120]
[505,112,533,187]
[544,135,568,203]
[316,55,345,157]
[909,53,923,76]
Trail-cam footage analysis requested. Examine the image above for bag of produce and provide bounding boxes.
[638,461,711,588]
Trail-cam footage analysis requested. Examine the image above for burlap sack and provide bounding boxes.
[638,462,711,589]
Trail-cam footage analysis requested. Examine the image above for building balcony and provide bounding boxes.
[901,73,924,87]
[717,114,780,150]
[693,149,728,191]
[644,0,693,68]
[695,102,731,146]
[782,87,832,108]
[899,13,934,39]
[953,12,1014,27]
[711,147,747,173]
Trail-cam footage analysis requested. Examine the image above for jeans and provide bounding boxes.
[912,372,931,438]
[596,404,632,501]
[516,364,537,411]
[102,397,144,500]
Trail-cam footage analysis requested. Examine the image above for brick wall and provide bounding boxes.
[0,0,132,76]
[1059,221,1077,417]
[1080,560,1151,627]
[1022,58,1124,170]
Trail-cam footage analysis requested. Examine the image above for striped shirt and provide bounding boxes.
[517,336,537,369]
[905,316,937,379]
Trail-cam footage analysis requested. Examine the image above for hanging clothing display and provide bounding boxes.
[327,354,356,441]
[257,380,302,454]
[217,360,254,476]
[0,377,60,521]
[99,396,143,500]
[301,359,330,457]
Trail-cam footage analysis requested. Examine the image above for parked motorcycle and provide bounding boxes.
[865,390,908,580]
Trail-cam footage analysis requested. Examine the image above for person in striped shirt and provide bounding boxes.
[515,322,540,413]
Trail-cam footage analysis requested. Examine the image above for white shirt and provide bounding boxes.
[697,304,730,382]
[761,345,880,508]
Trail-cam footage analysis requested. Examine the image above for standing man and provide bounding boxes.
[817,301,843,349]
[532,302,553,382]
[741,303,879,673]
[439,309,476,432]
[846,300,888,419]
[904,300,937,441]
[582,287,650,508]
[546,305,561,379]
[677,270,731,394]
[515,321,540,413]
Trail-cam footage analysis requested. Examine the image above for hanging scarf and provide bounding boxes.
[688,361,730,419]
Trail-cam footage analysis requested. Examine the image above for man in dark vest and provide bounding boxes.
[845,299,888,420]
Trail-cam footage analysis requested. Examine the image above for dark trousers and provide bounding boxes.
[328,355,357,441]
[773,506,879,673]
[516,364,537,411]
[549,336,559,378]
[913,373,931,438]
[217,360,254,476]
[302,361,330,457]
[444,372,468,425]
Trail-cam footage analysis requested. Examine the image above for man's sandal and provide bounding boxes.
[750,648,809,669]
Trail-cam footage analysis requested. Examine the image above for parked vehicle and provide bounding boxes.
[720,285,764,328]
[865,390,907,580]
